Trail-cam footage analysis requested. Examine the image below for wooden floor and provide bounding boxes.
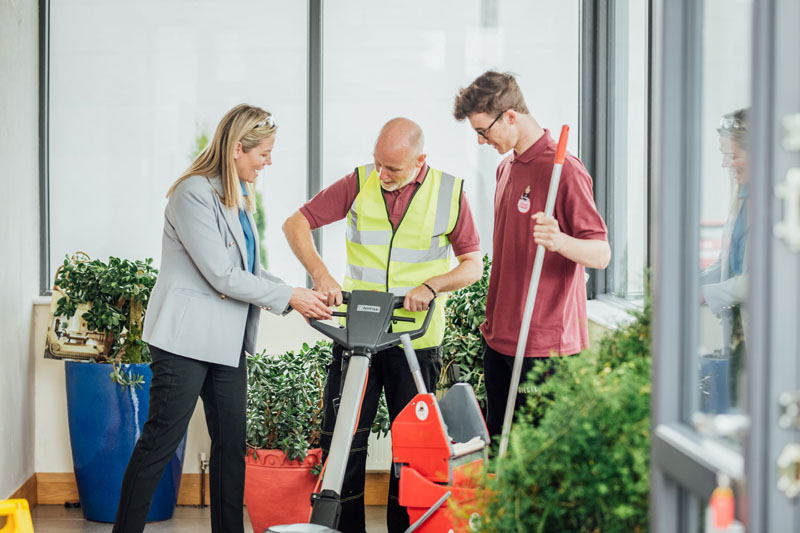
[29,505,389,533]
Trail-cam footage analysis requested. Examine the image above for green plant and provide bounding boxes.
[190,126,209,161]
[476,301,651,533]
[371,392,391,439]
[253,190,269,270]
[439,254,491,406]
[246,341,333,461]
[54,254,158,385]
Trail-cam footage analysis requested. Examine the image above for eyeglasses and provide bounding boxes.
[254,115,276,130]
[475,110,506,140]
[719,115,746,131]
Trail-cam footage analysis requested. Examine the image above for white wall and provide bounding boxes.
[0,0,40,498]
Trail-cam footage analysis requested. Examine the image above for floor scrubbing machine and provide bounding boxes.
[267,289,490,533]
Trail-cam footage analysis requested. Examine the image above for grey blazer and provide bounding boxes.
[143,175,293,366]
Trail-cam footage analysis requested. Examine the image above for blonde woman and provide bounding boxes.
[113,104,331,533]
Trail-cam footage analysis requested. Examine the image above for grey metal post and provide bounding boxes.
[319,353,370,494]
[400,333,428,395]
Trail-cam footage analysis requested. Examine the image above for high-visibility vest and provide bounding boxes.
[342,163,463,349]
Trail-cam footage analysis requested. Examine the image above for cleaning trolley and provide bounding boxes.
[267,289,489,533]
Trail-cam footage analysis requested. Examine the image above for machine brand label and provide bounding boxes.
[415,401,429,421]
[356,305,381,313]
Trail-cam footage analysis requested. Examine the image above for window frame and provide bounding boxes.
[38,0,50,295]
[581,0,651,307]
[39,0,646,303]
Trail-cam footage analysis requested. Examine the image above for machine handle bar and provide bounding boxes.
[308,291,435,352]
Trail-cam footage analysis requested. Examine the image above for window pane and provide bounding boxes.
[695,0,751,425]
[320,0,579,283]
[607,0,648,302]
[49,1,308,287]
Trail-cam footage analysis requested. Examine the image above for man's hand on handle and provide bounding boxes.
[289,287,332,320]
[312,272,343,307]
[404,284,436,312]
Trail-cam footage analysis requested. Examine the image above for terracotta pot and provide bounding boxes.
[244,448,323,532]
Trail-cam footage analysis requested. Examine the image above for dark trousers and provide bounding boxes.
[113,344,247,533]
[319,344,441,533]
[483,339,570,440]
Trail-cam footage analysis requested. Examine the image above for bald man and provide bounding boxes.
[283,117,482,533]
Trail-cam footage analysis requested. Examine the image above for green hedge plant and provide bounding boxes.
[246,341,333,462]
[477,302,651,533]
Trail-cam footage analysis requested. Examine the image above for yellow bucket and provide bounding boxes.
[0,499,34,533]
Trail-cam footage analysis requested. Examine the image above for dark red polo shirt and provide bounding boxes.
[481,130,608,357]
[300,163,481,257]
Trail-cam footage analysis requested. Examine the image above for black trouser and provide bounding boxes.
[483,338,572,440]
[319,343,441,533]
[113,344,247,533]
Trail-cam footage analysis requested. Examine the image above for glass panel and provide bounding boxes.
[607,0,648,302]
[49,1,308,287]
[695,0,752,427]
[320,0,580,282]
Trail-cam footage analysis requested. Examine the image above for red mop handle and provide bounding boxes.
[555,125,569,165]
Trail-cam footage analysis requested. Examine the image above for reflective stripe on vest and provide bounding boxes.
[341,163,462,349]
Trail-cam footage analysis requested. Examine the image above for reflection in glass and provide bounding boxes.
[695,0,752,424]
[700,109,750,413]
[699,109,749,416]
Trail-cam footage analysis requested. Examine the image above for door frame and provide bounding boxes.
[650,0,800,531]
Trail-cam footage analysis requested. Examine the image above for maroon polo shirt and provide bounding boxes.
[300,163,480,257]
[481,130,608,357]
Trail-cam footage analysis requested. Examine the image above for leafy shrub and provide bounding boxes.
[439,254,491,406]
[246,341,333,461]
[478,303,651,533]
[54,254,158,367]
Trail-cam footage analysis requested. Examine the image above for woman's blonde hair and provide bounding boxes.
[167,104,277,211]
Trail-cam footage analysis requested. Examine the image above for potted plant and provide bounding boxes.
[244,341,332,532]
[46,253,187,523]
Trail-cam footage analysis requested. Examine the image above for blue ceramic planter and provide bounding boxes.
[65,361,187,523]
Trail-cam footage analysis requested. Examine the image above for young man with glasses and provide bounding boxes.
[282,117,482,533]
[453,71,610,439]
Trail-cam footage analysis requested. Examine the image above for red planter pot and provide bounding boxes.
[244,448,323,532]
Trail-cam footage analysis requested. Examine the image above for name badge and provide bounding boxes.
[517,185,531,214]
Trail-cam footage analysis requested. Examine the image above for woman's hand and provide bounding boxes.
[289,288,333,320]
